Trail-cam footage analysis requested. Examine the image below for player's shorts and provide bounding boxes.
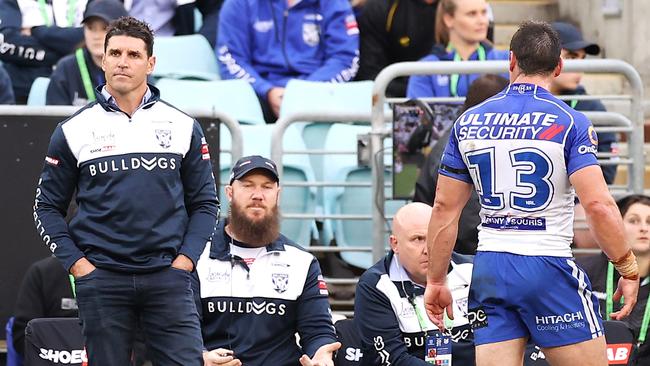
[468,251,603,348]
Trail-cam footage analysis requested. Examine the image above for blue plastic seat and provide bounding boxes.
[322,124,404,269]
[27,77,50,106]
[280,80,375,178]
[218,124,318,246]
[280,80,376,223]
[152,34,219,81]
[155,78,264,125]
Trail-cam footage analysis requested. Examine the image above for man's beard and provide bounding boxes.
[228,200,281,246]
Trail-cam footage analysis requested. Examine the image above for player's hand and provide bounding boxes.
[609,277,639,320]
[299,342,341,366]
[267,87,285,117]
[70,257,96,279]
[172,254,194,272]
[424,283,454,330]
[202,349,241,366]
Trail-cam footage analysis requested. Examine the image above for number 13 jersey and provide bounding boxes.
[440,83,600,257]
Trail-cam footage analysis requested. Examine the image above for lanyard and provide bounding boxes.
[408,296,430,336]
[68,274,76,298]
[606,261,615,320]
[449,44,486,97]
[38,0,77,27]
[639,277,650,343]
[75,48,96,102]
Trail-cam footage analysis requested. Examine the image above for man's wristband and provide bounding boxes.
[610,249,640,281]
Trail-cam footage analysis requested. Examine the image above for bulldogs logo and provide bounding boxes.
[155,129,172,149]
[271,273,289,293]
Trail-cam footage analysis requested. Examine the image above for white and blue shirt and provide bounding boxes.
[440,83,599,257]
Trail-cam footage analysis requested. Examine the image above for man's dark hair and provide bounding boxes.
[463,74,509,111]
[104,16,154,57]
[510,20,561,76]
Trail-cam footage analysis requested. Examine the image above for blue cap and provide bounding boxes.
[551,22,600,55]
[229,155,279,184]
[83,0,128,24]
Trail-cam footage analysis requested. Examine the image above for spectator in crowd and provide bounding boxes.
[425,20,638,366]
[576,194,650,364]
[355,0,439,97]
[412,73,508,254]
[123,0,196,36]
[216,0,360,123]
[33,16,219,365]
[196,155,340,366]
[406,0,507,99]
[0,64,16,104]
[195,0,223,48]
[0,0,87,103]
[354,202,475,365]
[46,0,128,105]
[11,256,78,358]
[549,21,618,184]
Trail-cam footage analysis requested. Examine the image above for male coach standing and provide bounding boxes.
[424,21,639,366]
[33,16,219,365]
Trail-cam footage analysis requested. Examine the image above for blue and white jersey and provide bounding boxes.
[34,85,219,272]
[440,83,599,257]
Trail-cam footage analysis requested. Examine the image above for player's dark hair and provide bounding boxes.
[510,20,561,76]
[617,194,650,217]
[104,16,154,57]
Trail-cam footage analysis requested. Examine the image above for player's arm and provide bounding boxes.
[570,165,639,319]
[571,166,629,261]
[425,175,473,326]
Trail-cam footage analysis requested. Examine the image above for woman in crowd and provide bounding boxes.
[406,0,508,98]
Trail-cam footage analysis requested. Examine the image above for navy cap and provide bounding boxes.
[83,0,128,24]
[551,22,600,55]
[229,155,279,184]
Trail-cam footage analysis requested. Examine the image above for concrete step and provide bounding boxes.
[489,0,559,24]
[581,73,626,96]
[493,23,518,48]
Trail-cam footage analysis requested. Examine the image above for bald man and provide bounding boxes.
[353,202,476,365]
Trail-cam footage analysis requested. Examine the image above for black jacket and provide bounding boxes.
[355,0,437,97]
[12,256,77,356]
[46,47,104,105]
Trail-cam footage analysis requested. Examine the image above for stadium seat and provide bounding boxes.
[219,124,318,246]
[322,124,403,268]
[280,80,375,179]
[152,34,219,81]
[155,78,264,125]
[26,77,50,106]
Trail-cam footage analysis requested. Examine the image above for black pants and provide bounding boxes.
[75,267,203,366]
